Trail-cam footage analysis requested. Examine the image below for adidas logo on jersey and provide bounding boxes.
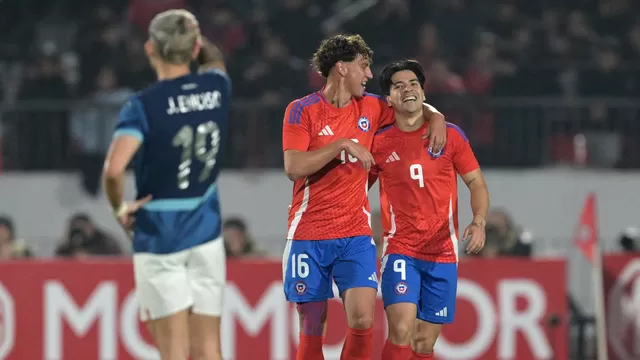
[435,307,448,317]
[385,152,400,163]
[368,273,379,283]
[318,125,334,136]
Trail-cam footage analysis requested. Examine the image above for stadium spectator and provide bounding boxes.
[484,208,533,257]
[0,215,33,260]
[71,66,133,196]
[3,0,640,168]
[619,227,639,253]
[55,213,123,257]
[223,217,264,258]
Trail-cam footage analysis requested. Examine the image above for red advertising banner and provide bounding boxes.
[0,258,567,360]
[604,253,640,360]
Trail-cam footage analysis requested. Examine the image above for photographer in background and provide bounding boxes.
[619,227,639,253]
[0,216,33,260]
[475,208,533,257]
[223,217,264,258]
[55,213,123,257]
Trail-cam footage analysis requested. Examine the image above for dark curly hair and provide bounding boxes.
[378,59,426,96]
[311,34,373,78]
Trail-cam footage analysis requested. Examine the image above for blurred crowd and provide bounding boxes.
[0,0,639,171]
[0,212,268,261]
[2,207,638,262]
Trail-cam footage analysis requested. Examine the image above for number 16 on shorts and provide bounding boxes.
[283,252,316,302]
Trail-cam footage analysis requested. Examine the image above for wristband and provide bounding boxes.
[113,203,128,218]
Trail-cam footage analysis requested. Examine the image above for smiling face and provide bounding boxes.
[337,54,373,98]
[386,69,425,114]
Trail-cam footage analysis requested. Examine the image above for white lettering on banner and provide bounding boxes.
[498,280,551,359]
[120,290,159,359]
[222,282,288,360]
[44,281,158,360]
[33,276,554,359]
[436,279,551,359]
[608,259,640,360]
[45,281,117,359]
[0,283,15,359]
[437,279,496,358]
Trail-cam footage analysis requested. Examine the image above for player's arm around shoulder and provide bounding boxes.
[282,101,373,180]
[423,103,446,152]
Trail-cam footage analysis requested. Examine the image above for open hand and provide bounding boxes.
[462,221,486,254]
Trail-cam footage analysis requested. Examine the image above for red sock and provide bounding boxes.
[381,339,412,360]
[340,327,373,360]
[297,334,325,360]
[410,350,434,359]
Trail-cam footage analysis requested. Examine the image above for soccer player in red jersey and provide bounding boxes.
[281,35,448,360]
[370,60,490,359]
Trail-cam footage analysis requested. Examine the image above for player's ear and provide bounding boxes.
[191,38,202,60]
[386,95,392,106]
[335,61,347,77]
[144,40,155,58]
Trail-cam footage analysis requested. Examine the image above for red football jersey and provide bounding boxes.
[282,90,394,240]
[370,122,479,263]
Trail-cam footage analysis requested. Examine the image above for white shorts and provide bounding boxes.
[133,238,226,321]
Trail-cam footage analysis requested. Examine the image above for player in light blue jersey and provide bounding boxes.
[103,9,230,360]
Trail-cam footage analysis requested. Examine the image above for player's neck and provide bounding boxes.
[155,64,191,81]
[323,80,352,108]
[395,111,425,132]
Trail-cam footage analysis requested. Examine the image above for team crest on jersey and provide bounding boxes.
[295,281,307,295]
[395,282,408,295]
[428,146,444,158]
[357,116,371,132]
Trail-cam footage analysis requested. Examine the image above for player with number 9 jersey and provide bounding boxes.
[370,60,489,359]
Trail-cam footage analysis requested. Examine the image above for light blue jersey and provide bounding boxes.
[113,69,232,254]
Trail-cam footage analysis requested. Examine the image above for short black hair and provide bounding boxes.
[378,60,426,96]
[0,215,14,239]
[311,34,373,78]
[223,217,247,233]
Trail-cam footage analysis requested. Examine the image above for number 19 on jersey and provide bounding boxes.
[172,121,221,190]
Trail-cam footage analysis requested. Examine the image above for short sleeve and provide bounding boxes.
[449,125,479,175]
[113,97,148,142]
[282,100,311,152]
